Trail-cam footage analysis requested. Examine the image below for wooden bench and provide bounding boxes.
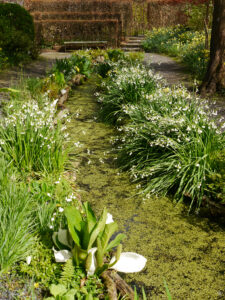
[63,41,108,51]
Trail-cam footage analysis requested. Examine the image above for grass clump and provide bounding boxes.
[0,158,35,274]
[142,25,209,80]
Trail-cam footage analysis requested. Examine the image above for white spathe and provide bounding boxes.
[87,247,98,276]
[110,252,147,273]
[53,248,72,263]
[106,213,114,224]
[26,256,32,265]
[61,89,67,95]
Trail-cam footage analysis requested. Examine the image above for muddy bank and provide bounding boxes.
[66,76,225,299]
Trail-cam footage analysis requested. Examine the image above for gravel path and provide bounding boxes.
[144,53,192,87]
[144,52,225,120]
[0,51,224,118]
[0,51,72,118]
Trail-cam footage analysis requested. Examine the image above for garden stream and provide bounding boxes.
[67,76,225,299]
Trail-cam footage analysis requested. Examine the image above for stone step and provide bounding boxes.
[121,47,142,52]
[126,35,145,40]
[120,42,141,47]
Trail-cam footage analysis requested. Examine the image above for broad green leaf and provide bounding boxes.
[49,284,67,297]
[116,244,122,261]
[87,208,107,250]
[52,232,62,249]
[100,222,118,253]
[83,202,97,233]
[62,289,77,300]
[106,233,126,252]
[64,206,83,247]
[85,294,93,300]
[80,221,90,250]
[96,237,103,267]
[57,229,72,249]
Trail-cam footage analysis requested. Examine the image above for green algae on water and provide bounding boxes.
[66,76,225,300]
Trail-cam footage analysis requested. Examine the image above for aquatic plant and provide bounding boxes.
[52,202,147,276]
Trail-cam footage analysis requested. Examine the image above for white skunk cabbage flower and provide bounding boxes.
[26,256,32,265]
[61,89,67,95]
[106,213,114,224]
[110,252,147,273]
[87,247,97,276]
[53,248,72,263]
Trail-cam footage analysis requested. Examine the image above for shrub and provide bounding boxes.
[0,3,35,64]
[142,26,209,80]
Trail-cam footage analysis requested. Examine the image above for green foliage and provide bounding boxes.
[45,260,105,300]
[164,280,172,300]
[0,3,35,65]
[59,259,75,287]
[185,3,213,31]
[134,287,147,300]
[0,159,35,273]
[19,240,62,287]
[51,54,92,81]
[206,150,225,204]
[125,52,144,64]
[142,25,209,80]
[106,49,125,62]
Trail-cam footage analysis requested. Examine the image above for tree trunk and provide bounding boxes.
[204,0,210,50]
[200,0,225,95]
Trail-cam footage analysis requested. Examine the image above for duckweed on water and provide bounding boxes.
[66,76,225,299]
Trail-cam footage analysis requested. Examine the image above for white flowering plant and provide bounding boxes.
[0,99,68,174]
[118,86,225,210]
[98,64,161,124]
